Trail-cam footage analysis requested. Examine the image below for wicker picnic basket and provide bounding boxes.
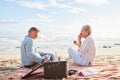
[44,61,67,79]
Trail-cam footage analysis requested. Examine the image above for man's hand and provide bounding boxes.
[42,59,51,63]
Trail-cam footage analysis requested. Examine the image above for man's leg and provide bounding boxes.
[39,52,54,61]
[39,52,47,56]
[46,53,55,61]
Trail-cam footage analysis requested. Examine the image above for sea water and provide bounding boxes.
[0,34,120,52]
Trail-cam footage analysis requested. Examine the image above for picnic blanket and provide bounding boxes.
[1,63,120,80]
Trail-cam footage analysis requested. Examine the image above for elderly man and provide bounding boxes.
[20,27,54,68]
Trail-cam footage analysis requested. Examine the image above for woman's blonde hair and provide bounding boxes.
[82,24,91,35]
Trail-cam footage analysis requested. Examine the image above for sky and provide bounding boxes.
[0,0,120,38]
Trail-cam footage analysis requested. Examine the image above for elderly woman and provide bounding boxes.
[67,25,96,66]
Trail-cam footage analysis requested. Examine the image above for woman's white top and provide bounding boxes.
[78,35,96,65]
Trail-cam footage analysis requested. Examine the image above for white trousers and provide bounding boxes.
[68,47,89,66]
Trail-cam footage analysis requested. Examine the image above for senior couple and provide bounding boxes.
[20,25,96,68]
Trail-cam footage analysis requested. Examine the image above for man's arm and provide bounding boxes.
[25,39,43,63]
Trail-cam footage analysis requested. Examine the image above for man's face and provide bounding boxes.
[31,31,39,39]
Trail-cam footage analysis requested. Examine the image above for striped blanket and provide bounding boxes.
[1,63,120,80]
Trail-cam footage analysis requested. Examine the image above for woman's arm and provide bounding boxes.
[73,33,82,48]
[78,37,91,53]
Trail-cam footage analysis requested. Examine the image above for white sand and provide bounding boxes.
[0,48,120,76]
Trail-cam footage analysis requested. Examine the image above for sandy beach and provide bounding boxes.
[0,48,120,77]
[0,51,21,77]
[1,0,120,79]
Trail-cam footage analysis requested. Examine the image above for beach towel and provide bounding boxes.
[1,62,120,80]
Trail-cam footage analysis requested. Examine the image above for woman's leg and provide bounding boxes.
[68,47,81,65]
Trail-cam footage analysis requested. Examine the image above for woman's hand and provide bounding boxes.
[78,33,82,41]
[73,40,78,45]
[73,40,81,48]
[73,33,82,48]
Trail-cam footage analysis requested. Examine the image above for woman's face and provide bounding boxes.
[81,28,89,38]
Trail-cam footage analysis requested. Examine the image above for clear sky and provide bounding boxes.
[0,0,120,38]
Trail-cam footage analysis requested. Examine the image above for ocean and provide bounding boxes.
[0,34,120,52]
